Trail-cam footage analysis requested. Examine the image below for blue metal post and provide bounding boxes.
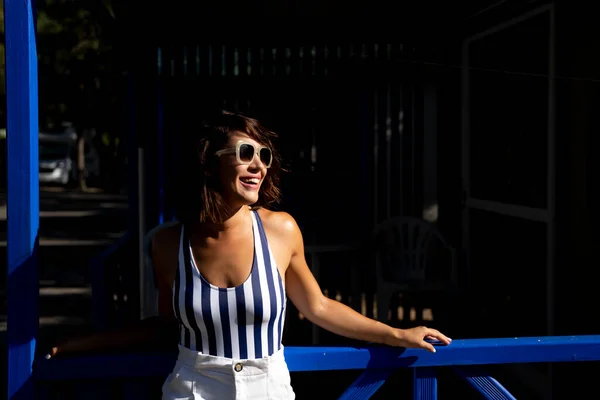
[413,367,437,400]
[4,0,40,398]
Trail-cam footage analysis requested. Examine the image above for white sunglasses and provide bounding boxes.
[215,141,273,168]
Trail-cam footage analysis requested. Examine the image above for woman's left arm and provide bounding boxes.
[281,214,451,353]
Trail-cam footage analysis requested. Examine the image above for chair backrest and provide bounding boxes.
[140,221,179,319]
[373,216,456,285]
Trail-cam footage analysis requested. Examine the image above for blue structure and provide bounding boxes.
[4,0,40,399]
[32,335,600,399]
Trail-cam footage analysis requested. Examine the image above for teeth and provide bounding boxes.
[241,178,259,184]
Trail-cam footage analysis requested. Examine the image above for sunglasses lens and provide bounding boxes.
[238,144,255,163]
[259,148,272,167]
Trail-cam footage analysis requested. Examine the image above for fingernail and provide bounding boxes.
[45,353,52,360]
[432,348,436,353]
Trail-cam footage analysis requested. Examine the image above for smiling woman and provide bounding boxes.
[151,110,451,399]
[174,111,284,227]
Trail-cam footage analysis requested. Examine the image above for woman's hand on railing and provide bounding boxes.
[386,326,452,353]
[42,316,179,360]
[44,336,90,359]
[45,346,59,359]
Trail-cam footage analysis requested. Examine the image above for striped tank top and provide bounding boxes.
[172,210,287,360]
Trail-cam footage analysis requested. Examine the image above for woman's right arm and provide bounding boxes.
[47,225,181,358]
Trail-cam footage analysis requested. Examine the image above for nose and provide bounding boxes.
[249,151,266,170]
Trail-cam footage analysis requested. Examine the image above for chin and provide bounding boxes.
[235,183,260,204]
[242,194,259,205]
[230,193,259,208]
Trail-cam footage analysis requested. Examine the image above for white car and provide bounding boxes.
[39,141,73,185]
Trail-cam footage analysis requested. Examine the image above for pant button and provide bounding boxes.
[234,363,243,372]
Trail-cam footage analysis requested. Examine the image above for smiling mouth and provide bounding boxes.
[239,177,260,190]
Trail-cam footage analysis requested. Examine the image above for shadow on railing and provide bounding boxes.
[34,335,600,399]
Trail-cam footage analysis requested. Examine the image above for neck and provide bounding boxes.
[199,205,250,236]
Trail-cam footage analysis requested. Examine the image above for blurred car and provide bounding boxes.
[39,140,73,185]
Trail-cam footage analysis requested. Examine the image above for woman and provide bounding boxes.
[49,111,451,399]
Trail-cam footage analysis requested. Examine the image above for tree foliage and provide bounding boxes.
[2,0,125,135]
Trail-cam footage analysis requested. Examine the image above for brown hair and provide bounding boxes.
[175,110,283,225]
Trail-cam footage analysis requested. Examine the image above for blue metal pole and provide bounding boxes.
[4,0,40,398]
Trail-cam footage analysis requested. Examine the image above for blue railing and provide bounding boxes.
[34,335,600,399]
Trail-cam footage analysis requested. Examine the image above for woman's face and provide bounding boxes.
[217,132,270,209]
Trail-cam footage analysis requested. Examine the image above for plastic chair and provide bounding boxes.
[373,216,457,323]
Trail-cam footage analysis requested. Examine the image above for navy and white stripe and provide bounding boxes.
[172,211,287,360]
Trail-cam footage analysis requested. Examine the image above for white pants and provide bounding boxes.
[162,345,296,400]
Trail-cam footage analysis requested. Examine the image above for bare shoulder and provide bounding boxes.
[256,209,306,267]
[151,223,182,276]
[152,223,182,251]
[256,208,301,238]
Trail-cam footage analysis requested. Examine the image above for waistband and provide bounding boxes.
[175,345,286,376]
